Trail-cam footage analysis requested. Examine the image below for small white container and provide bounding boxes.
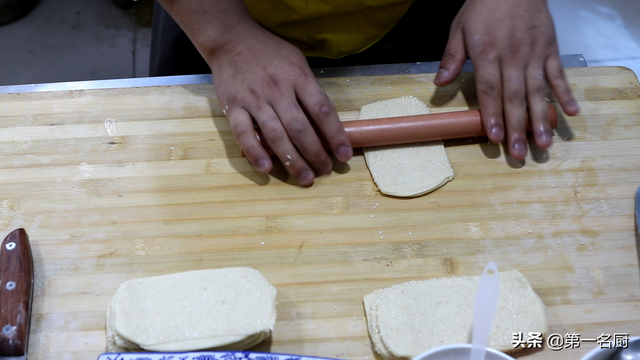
[580,336,640,360]
[412,344,515,360]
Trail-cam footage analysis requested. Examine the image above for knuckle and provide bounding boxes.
[526,24,541,32]
[440,50,461,64]
[311,100,334,122]
[279,107,310,141]
[542,37,557,49]
[552,67,567,81]
[285,120,306,140]
[263,124,286,144]
[229,120,247,137]
[508,42,531,62]
[292,66,311,79]
[556,87,574,101]
[296,72,317,87]
[477,51,499,64]
[247,87,261,102]
[264,75,283,95]
[528,82,547,97]
[225,95,240,106]
[508,41,524,57]
[548,72,573,97]
[505,90,526,106]
[559,86,573,96]
[478,81,500,98]
[284,103,302,115]
[469,38,496,61]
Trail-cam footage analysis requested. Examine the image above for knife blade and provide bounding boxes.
[0,229,34,359]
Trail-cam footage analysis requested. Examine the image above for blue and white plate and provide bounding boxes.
[97,351,340,360]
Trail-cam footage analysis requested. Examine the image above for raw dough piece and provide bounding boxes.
[106,267,277,352]
[363,269,547,360]
[357,96,454,197]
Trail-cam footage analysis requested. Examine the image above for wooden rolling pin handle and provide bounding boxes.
[250,103,557,156]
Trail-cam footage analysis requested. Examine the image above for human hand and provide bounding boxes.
[207,22,352,186]
[434,0,580,160]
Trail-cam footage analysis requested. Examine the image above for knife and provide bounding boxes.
[0,229,34,359]
[636,185,640,237]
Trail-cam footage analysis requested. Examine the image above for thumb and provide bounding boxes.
[434,30,467,87]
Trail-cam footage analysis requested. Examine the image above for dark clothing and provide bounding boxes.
[149,1,466,77]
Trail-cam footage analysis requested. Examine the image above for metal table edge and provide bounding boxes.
[0,54,587,94]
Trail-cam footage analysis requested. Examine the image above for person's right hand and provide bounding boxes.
[206,21,352,186]
[434,0,580,160]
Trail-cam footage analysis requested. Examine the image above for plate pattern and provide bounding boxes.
[98,351,337,360]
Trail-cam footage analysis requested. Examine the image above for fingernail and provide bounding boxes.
[255,158,269,172]
[337,144,352,162]
[537,130,553,148]
[572,99,581,114]
[300,170,315,185]
[512,139,527,158]
[435,68,448,82]
[489,126,504,142]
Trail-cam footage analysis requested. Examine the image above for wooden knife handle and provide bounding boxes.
[0,228,34,357]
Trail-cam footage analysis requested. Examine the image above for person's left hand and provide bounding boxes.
[434,0,580,160]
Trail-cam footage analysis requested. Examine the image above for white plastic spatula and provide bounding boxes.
[470,262,500,360]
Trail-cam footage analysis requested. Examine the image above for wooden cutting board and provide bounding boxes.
[0,66,639,360]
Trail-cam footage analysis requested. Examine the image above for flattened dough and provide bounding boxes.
[358,96,454,197]
[106,267,277,352]
[363,269,547,360]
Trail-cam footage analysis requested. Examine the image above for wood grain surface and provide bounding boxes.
[0,66,639,360]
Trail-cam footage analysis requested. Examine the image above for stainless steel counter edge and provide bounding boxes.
[0,54,587,94]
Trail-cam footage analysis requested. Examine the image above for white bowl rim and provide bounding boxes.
[412,343,515,360]
[580,336,640,360]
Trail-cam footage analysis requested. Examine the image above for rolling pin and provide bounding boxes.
[252,103,557,154]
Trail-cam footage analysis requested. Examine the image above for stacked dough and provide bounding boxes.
[357,96,454,197]
[106,267,277,352]
[363,269,547,360]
